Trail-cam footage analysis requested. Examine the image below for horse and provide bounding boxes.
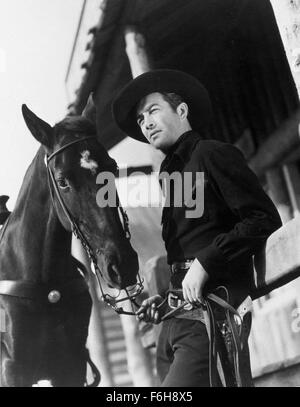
[0,105,140,387]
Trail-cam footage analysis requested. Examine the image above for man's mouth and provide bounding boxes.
[150,130,161,139]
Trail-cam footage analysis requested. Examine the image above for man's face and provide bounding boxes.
[136,92,185,151]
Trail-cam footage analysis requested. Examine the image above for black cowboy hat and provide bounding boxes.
[112,69,212,143]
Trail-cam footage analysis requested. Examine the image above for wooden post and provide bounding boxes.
[282,163,300,217]
[281,163,300,295]
[124,26,154,77]
[265,168,293,224]
[124,26,166,171]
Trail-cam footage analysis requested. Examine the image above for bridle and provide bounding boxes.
[46,135,144,316]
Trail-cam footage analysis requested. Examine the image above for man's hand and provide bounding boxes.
[182,258,209,303]
[136,295,165,324]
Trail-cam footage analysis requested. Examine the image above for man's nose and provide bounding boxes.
[145,116,155,130]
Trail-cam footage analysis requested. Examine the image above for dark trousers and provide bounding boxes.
[156,318,210,387]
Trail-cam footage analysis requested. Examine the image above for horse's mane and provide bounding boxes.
[53,116,96,138]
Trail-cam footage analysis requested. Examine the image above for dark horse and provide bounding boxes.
[0,105,139,387]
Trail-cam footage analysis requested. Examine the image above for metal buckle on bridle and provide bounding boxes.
[45,136,144,316]
[89,258,144,315]
[101,277,144,315]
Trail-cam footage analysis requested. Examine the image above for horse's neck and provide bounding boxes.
[0,148,74,283]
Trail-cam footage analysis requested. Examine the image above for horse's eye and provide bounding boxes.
[57,178,69,190]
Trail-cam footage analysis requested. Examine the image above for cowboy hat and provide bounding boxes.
[112,69,212,143]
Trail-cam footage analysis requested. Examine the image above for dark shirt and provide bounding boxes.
[159,131,282,291]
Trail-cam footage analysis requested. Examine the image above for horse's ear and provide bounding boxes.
[82,93,96,124]
[21,104,53,149]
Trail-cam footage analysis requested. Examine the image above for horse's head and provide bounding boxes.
[21,105,139,290]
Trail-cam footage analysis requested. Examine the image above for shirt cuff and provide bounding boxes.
[196,244,228,277]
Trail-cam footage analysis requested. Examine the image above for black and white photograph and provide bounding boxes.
[0,0,300,391]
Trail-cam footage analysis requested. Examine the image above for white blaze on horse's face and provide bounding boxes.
[80,150,98,175]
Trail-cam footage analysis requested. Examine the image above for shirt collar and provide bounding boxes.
[160,130,201,172]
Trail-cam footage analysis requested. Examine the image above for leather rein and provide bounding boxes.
[0,136,144,315]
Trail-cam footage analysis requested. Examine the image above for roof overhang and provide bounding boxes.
[66,0,299,153]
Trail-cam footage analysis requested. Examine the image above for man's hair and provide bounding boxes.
[161,92,185,112]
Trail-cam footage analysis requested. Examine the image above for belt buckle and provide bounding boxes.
[168,292,193,311]
[168,292,182,309]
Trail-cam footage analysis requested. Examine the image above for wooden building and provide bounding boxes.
[66,0,300,386]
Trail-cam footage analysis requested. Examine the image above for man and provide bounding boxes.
[112,70,282,386]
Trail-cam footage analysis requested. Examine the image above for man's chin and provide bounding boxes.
[150,137,163,148]
[153,141,170,153]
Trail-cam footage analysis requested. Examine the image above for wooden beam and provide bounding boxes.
[253,215,300,298]
[265,168,293,224]
[282,163,300,216]
[124,25,153,77]
[249,109,300,176]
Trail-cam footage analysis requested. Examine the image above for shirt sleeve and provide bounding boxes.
[195,143,282,277]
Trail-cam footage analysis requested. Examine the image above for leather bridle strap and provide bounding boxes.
[47,137,95,162]
[46,136,95,230]
[46,136,110,276]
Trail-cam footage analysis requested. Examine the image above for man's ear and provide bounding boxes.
[176,102,189,121]
[21,104,53,150]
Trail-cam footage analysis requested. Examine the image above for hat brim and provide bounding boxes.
[112,69,212,143]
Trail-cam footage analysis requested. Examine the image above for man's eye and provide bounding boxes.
[57,178,69,190]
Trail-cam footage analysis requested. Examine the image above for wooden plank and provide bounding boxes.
[270,0,300,98]
[253,215,300,298]
[254,358,300,387]
[249,109,300,177]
